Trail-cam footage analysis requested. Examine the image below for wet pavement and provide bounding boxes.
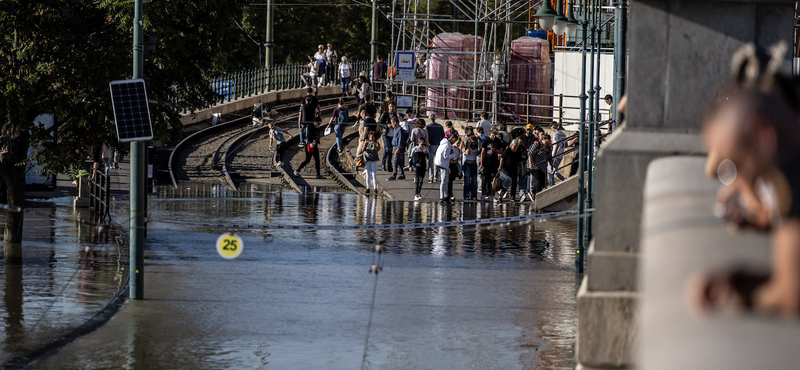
[11,183,579,369]
[0,198,127,366]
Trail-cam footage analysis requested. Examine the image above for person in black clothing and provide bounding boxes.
[425,113,445,182]
[498,139,524,201]
[410,138,428,201]
[480,142,500,201]
[298,87,320,146]
[379,103,399,172]
[294,118,324,179]
[527,133,552,199]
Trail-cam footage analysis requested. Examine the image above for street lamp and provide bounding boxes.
[565,0,579,37]
[552,0,569,36]
[534,0,558,31]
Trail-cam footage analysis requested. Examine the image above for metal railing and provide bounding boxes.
[173,60,372,113]
[89,169,111,220]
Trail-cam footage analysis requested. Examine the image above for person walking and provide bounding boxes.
[527,133,552,200]
[387,117,407,181]
[410,138,428,201]
[304,53,322,88]
[425,113,445,183]
[298,87,320,146]
[462,136,479,200]
[327,98,348,153]
[314,45,328,87]
[325,43,338,86]
[446,134,462,201]
[549,123,567,186]
[480,142,500,201]
[359,130,381,194]
[372,56,388,81]
[338,56,352,96]
[498,139,524,202]
[379,103,399,172]
[294,118,324,179]
[267,120,286,166]
[476,112,492,138]
[434,135,458,202]
[357,75,372,106]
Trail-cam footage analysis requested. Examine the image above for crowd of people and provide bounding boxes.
[276,79,572,202]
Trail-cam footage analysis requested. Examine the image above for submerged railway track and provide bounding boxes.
[169,93,363,194]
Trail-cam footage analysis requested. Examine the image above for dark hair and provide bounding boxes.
[476,126,484,134]
[480,112,489,119]
[543,134,552,141]
[604,94,613,102]
[386,91,393,98]
[338,97,346,106]
[534,126,544,133]
[307,53,313,58]
[445,121,453,128]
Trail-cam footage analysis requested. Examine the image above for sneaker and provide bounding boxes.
[277,161,284,166]
[414,194,423,201]
[427,179,433,184]
[365,189,371,194]
[493,197,500,203]
[293,170,300,177]
[501,191,509,199]
[480,195,486,201]
[398,175,405,180]
[519,194,528,202]
[298,143,305,147]
[315,175,325,179]
[386,177,396,181]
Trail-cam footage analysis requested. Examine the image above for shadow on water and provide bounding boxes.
[0,202,126,364]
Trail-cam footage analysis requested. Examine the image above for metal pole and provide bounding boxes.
[583,0,598,250]
[130,0,145,299]
[575,13,589,274]
[265,0,274,89]
[612,0,627,131]
[371,0,379,63]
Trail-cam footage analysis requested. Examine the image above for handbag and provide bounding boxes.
[323,126,332,136]
[355,154,365,167]
[306,143,316,153]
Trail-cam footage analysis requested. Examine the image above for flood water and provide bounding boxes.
[7,183,580,369]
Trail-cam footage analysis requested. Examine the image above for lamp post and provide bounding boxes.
[575,0,590,273]
[612,0,627,131]
[265,0,274,90]
[130,0,145,300]
[534,0,558,31]
[370,0,378,63]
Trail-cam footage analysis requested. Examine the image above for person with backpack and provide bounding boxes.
[267,120,286,166]
[298,87,320,147]
[294,118,324,179]
[327,98,349,153]
[410,138,428,201]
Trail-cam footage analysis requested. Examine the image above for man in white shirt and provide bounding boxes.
[548,123,568,186]
[476,112,492,138]
[434,135,459,201]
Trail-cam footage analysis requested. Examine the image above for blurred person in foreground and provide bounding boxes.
[692,43,800,316]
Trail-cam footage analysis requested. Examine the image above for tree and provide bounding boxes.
[0,0,248,257]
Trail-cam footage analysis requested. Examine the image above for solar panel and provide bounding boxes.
[109,79,154,142]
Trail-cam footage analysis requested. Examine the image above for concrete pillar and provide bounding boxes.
[575,1,794,369]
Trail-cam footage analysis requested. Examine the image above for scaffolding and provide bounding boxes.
[378,0,558,123]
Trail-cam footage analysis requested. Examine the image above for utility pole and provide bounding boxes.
[371,0,379,63]
[130,0,145,300]
[265,0,274,89]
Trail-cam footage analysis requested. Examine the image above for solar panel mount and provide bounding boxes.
[109,79,154,143]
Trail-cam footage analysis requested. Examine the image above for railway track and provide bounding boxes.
[169,92,363,194]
